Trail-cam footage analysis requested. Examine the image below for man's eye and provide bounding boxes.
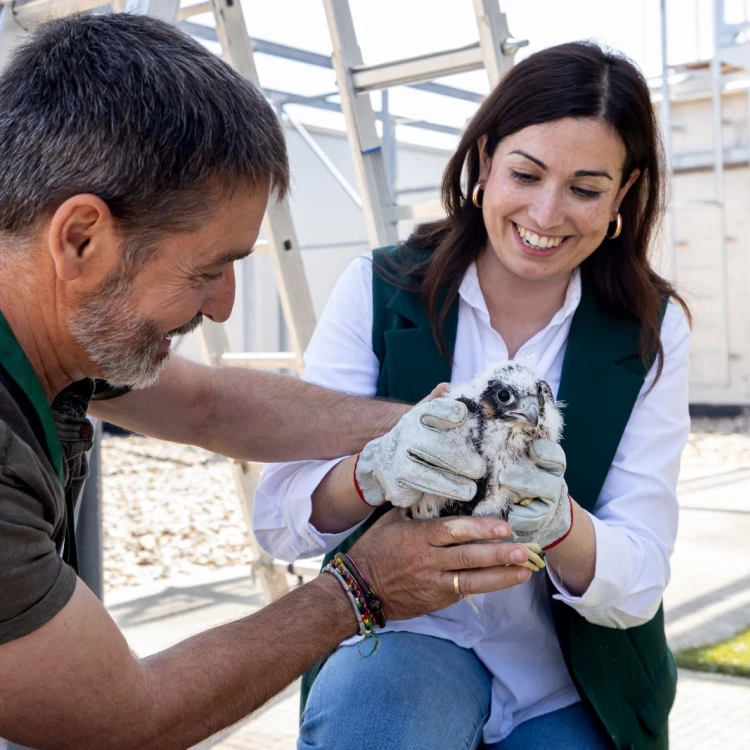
[497,389,511,403]
[202,270,223,281]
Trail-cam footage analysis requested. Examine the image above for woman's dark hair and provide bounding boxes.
[384,40,689,379]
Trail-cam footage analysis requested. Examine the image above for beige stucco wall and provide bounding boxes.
[662,90,750,404]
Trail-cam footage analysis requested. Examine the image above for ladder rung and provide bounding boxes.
[178,2,212,21]
[351,43,484,93]
[394,200,445,222]
[10,0,101,24]
[220,352,299,369]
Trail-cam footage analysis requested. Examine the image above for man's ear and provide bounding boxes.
[46,195,116,282]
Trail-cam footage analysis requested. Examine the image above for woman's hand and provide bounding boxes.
[312,385,486,534]
[500,439,573,550]
[349,508,532,621]
[354,396,486,508]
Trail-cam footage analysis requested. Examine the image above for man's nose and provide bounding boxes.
[200,265,236,324]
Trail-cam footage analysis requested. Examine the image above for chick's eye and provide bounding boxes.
[497,389,511,404]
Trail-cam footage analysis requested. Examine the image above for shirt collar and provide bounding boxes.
[458,261,582,330]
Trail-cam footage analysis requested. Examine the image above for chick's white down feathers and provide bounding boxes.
[411,362,564,520]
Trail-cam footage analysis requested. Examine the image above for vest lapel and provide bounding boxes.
[377,287,458,403]
[558,273,651,513]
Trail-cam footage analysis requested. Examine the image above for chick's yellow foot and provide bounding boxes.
[517,542,546,572]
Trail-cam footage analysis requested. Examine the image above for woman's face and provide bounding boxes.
[477,117,640,284]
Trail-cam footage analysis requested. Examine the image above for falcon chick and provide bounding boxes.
[411,362,564,571]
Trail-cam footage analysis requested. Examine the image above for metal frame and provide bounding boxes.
[322,0,526,248]
[657,0,742,389]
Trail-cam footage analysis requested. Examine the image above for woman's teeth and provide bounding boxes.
[514,223,564,249]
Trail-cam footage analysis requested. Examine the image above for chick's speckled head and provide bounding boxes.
[450,362,563,441]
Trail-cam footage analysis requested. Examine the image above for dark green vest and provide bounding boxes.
[302,249,676,749]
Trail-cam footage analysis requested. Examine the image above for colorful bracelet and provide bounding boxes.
[323,557,381,657]
[335,553,387,628]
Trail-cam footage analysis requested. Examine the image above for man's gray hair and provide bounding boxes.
[0,12,288,260]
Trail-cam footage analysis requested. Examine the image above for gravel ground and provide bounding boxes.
[102,436,250,590]
[101,415,750,592]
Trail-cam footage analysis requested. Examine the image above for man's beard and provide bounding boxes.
[70,269,203,390]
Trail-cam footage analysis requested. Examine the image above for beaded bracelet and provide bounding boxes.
[335,553,387,628]
[329,557,378,634]
[323,558,381,658]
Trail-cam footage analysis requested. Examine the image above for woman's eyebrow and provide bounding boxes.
[510,149,547,169]
[574,169,613,180]
[509,149,613,181]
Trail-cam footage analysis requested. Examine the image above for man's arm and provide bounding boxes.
[0,512,531,750]
[89,354,409,462]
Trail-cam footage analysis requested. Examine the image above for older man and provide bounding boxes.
[0,13,534,750]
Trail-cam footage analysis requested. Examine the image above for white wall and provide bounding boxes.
[175,123,449,363]
[663,90,750,405]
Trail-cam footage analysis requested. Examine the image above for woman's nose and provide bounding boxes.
[526,186,565,232]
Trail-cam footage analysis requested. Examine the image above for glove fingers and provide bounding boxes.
[497,466,560,500]
[419,398,468,429]
[529,439,566,474]
[408,443,486,480]
[399,468,478,503]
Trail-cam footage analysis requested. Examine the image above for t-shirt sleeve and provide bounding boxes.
[91,379,131,401]
[0,421,76,645]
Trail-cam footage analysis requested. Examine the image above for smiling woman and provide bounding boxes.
[254,40,693,750]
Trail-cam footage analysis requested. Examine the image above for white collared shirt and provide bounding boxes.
[253,255,691,743]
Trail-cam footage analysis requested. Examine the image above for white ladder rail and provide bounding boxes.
[322,0,527,245]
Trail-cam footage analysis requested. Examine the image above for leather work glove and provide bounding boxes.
[354,399,487,508]
[499,439,573,551]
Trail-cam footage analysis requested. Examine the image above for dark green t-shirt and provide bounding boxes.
[0,378,118,645]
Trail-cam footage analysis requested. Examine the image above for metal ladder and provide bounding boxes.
[322,0,527,248]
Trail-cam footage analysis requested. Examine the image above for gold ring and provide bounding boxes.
[453,573,462,599]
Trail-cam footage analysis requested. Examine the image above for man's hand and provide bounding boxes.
[500,439,573,551]
[349,509,532,620]
[354,398,486,508]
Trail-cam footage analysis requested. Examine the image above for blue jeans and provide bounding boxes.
[299,632,609,750]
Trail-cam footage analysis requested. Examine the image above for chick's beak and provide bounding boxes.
[512,396,539,426]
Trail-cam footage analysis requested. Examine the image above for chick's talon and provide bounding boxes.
[517,559,542,572]
[522,542,545,571]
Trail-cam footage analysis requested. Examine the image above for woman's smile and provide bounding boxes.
[510,220,571,258]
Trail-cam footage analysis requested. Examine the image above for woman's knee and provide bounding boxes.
[299,632,492,750]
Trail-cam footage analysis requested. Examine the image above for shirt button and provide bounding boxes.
[80,424,93,440]
[525,353,536,360]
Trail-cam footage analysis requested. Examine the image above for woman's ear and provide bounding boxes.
[613,168,641,214]
[477,134,491,182]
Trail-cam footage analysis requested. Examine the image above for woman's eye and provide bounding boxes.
[510,170,538,184]
[497,389,512,403]
[572,186,602,200]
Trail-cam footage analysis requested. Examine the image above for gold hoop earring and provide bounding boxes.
[471,180,486,208]
[606,212,622,240]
